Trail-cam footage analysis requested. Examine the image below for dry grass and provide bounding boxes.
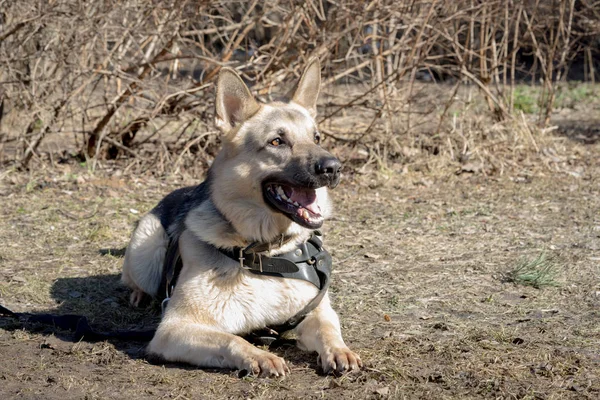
[1,0,599,173]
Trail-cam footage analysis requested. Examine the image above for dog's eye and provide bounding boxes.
[314,132,321,145]
[270,138,282,147]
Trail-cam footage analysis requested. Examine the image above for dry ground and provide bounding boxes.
[1,143,599,399]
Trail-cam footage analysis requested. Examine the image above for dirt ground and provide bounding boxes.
[0,139,598,399]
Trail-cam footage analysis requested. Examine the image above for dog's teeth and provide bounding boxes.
[293,201,299,206]
[276,186,289,200]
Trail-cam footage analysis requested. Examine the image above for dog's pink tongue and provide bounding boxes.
[290,188,321,215]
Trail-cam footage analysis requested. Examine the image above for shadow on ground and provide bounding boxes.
[0,271,159,359]
[555,120,600,144]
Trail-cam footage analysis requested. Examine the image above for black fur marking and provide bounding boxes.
[150,175,213,237]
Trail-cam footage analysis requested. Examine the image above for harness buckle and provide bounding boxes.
[238,247,251,270]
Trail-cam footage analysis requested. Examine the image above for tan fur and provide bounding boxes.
[122,59,362,376]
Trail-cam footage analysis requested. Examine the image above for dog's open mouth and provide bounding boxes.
[264,183,324,229]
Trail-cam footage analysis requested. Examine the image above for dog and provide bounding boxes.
[121,58,362,377]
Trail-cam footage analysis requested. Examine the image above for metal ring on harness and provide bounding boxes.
[161,297,170,316]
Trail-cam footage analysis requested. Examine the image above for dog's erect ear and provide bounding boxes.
[215,68,260,133]
[291,58,321,117]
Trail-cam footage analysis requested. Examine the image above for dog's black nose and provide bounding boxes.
[316,157,341,175]
[315,157,341,187]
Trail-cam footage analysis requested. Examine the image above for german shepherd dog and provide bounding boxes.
[121,59,362,377]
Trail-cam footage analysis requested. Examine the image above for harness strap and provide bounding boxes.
[159,235,182,301]
[266,247,331,333]
[219,233,327,288]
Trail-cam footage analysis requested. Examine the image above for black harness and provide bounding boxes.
[160,232,332,333]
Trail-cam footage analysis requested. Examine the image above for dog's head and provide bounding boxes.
[210,59,340,241]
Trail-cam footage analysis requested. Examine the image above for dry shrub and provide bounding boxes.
[0,0,598,174]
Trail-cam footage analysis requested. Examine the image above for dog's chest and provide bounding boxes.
[223,272,318,332]
[175,268,319,334]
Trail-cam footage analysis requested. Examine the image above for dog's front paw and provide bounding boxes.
[240,349,289,378]
[318,347,362,374]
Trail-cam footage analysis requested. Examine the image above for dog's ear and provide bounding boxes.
[215,68,260,133]
[291,58,321,117]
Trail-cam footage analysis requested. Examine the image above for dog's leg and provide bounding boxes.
[122,213,168,304]
[148,321,289,377]
[295,293,362,374]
